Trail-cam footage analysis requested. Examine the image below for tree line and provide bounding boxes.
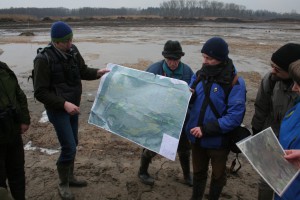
[0,0,299,20]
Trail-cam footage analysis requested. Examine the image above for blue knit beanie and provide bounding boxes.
[51,21,73,42]
[201,37,229,61]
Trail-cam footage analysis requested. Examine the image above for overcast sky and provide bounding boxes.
[0,0,299,14]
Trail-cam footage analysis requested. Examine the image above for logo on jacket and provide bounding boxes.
[213,87,218,92]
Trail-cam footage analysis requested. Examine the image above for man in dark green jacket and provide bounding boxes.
[0,61,30,200]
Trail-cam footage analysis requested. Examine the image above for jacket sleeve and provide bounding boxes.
[34,58,65,110]
[251,73,273,132]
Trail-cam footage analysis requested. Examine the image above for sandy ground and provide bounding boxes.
[1,20,289,200]
[21,69,261,200]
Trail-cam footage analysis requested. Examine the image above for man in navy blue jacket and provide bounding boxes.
[138,40,194,186]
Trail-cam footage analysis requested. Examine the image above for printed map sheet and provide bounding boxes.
[88,63,191,160]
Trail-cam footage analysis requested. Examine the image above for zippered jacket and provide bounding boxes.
[185,63,246,149]
[251,72,297,136]
[34,44,98,110]
[0,61,30,143]
[275,99,300,200]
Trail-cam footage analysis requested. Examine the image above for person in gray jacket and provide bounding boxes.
[137,40,194,186]
[251,43,300,200]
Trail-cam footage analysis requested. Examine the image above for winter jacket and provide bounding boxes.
[0,61,30,144]
[146,60,194,84]
[34,44,99,111]
[251,72,297,136]
[274,99,300,200]
[185,61,246,149]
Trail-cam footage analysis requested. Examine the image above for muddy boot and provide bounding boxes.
[138,150,154,186]
[0,187,13,200]
[208,181,223,200]
[57,163,75,200]
[69,161,87,187]
[178,150,193,187]
[190,177,207,200]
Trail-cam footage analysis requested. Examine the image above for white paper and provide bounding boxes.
[159,133,179,161]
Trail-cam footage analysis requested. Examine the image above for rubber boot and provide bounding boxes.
[208,181,223,200]
[57,163,75,200]
[138,150,154,186]
[190,178,207,200]
[0,187,13,200]
[69,161,87,187]
[8,168,25,200]
[178,150,193,186]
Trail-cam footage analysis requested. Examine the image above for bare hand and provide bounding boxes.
[97,68,110,78]
[190,127,203,138]
[64,101,80,115]
[20,124,29,134]
[284,150,300,169]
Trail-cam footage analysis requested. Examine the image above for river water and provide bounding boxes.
[0,21,299,96]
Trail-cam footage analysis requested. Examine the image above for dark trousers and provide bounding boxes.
[192,144,229,187]
[0,135,25,200]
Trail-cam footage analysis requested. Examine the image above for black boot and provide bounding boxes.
[8,167,25,200]
[178,150,193,186]
[190,177,207,200]
[69,161,87,187]
[208,181,223,200]
[138,150,154,186]
[57,163,75,200]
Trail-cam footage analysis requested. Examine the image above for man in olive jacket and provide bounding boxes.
[0,61,30,200]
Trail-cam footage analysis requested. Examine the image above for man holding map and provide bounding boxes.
[137,40,194,186]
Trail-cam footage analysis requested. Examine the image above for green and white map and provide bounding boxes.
[88,63,191,160]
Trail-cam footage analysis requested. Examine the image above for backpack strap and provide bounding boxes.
[198,74,239,122]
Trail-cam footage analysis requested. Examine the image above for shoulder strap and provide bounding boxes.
[203,74,239,120]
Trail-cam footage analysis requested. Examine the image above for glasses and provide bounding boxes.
[271,63,284,73]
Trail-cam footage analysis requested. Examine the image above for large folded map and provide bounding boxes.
[88,63,192,160]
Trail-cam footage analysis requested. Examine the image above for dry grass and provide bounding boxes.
[0,14,38,22]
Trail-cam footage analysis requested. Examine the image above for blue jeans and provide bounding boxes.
[47,110,79,164]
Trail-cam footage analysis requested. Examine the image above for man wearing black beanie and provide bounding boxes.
[251,43,300,200]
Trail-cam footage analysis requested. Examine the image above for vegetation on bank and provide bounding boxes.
[0,0,299,21]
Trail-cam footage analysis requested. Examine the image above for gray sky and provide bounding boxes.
[0,0,299,14]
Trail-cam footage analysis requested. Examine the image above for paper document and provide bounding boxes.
[88,63,191,160]
[237,127,299,196]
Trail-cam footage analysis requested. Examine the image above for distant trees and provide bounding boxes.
[155,0,299,19]
[0,0,299,20]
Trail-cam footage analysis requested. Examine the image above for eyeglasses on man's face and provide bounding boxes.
[270,63,284,73]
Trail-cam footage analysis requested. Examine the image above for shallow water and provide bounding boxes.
[0,21,299,96]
